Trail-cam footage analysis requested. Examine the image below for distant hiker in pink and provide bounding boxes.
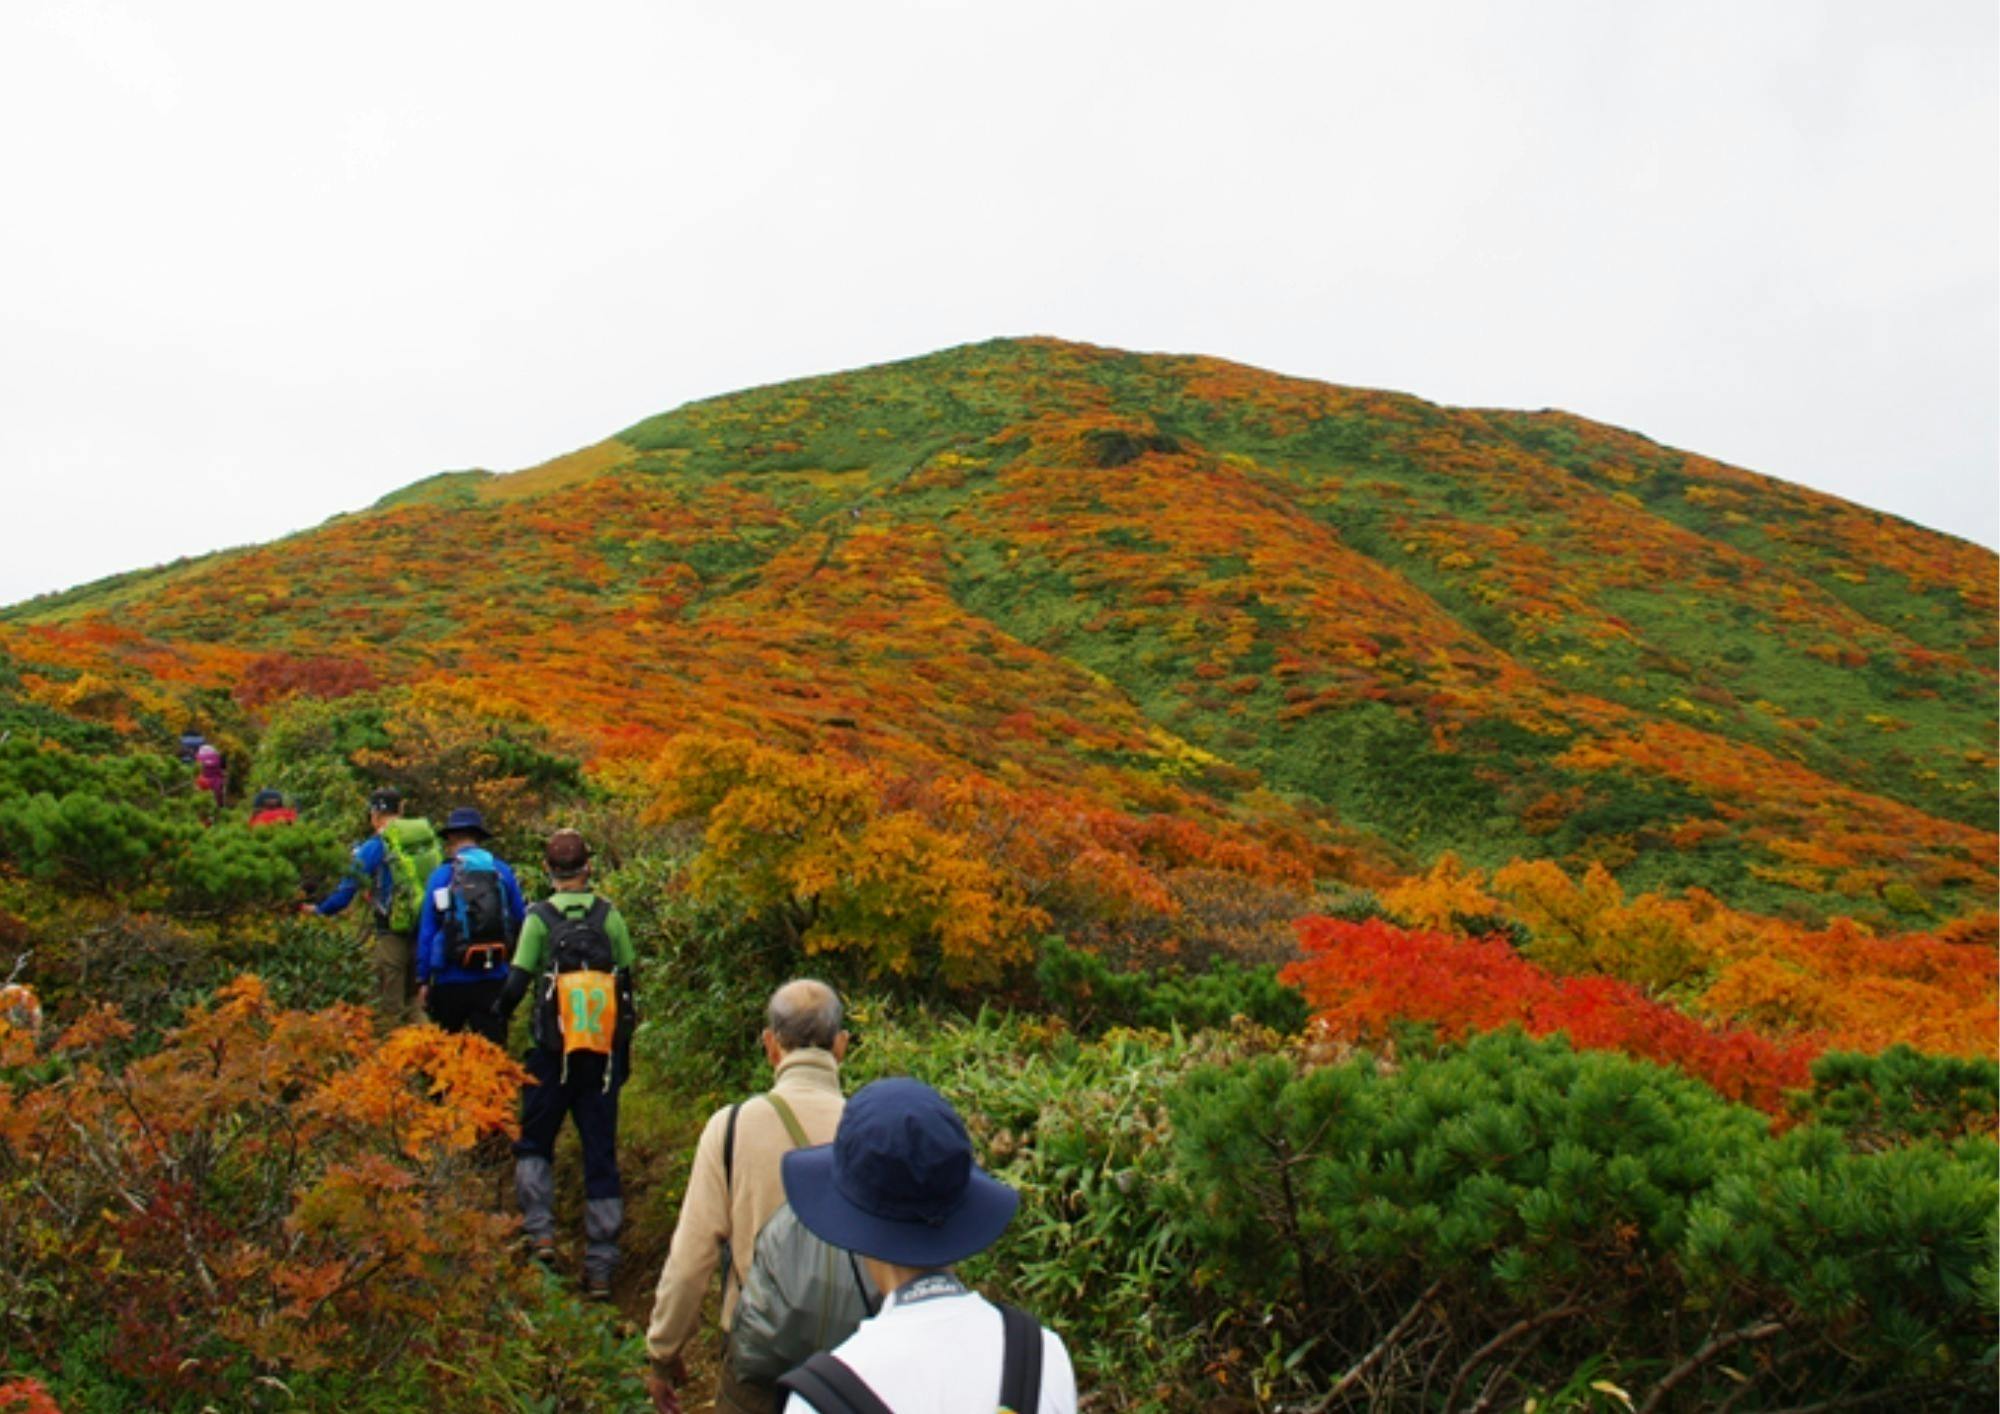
[194,743,227,808]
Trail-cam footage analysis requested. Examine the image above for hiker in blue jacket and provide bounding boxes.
[416,807,526,1046]
[303,788,437,1027]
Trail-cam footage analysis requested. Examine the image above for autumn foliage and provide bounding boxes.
[0,337,1993,1410]
[3,337,1988,932]
[0,1382,60,1414]
[1283,916,1821,1112]
[1376,852,1997,1063]
[0,977,529,1404]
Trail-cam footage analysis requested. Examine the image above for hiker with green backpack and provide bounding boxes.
[646,979,857,1414]
[302,788,442,1028]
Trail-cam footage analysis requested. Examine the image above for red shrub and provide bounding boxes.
[1282,916,1819,1113]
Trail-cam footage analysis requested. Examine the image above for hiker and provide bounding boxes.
[0,983,41,1037]
[194,743,227,809]
[493,828,636,1300]
[646,980,854,1414]
[415,807,526,1046]
[247,788,298,827]
[775,1078,1077,1414]
[303,789,442,1027]
[176,727,206,764]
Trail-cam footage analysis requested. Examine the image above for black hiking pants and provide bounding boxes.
[426,979,507,1047]
[514,1046,622,1200]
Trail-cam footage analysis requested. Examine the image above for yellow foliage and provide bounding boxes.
[646,733,1043,982]
[1491,859,1716,993]
[1381,853,1499,933]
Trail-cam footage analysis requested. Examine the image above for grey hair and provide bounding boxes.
[767,978,843,1052]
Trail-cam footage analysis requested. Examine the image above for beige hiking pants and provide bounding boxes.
[371,927,418,1028]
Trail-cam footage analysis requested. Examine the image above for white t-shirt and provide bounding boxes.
[781,1279,1077,1414]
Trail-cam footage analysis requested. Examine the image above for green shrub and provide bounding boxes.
[1796,1045,2000,1150]
[839,1012,1997,1411]
[1035,936,1306,1034]
[223,914,375,1013]
[1169,1030,1997,1411]
[0,736,342,922]
[617,856,796,1111]
[844,1010,1253,1406]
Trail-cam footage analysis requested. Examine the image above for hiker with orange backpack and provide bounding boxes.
[492,828,636,1300]
[415,807,526,1047]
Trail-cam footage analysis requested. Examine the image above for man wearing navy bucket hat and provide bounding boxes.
[776,1078,1076,1414]
[414,807,526,1045]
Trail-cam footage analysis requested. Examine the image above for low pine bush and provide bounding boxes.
[847,1011,1996,1411]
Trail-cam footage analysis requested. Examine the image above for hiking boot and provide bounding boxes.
[582,1271,614,1302]
[526,1234,557,1269]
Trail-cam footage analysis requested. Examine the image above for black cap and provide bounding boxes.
[367,788,402,814]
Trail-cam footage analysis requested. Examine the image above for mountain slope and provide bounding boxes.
[4,337,1993,921]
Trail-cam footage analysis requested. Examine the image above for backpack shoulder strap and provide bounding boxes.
[716,1100,745,1310]
[778,1354,896,1414]
[585,895,612,928]
[527,899,562,929]
[997,1302,1043,1414]
[764,1091,811,1149]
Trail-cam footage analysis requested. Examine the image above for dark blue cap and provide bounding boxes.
[781,1077,1018,1268]
[442,807,491,839]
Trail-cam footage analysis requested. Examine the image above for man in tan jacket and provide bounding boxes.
[647,979,849,1414]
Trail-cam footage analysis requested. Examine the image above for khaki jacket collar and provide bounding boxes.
[772,1046,842,1096]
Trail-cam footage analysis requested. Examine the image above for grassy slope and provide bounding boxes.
[4,337,1993,921]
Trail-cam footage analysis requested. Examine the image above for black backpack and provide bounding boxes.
[776,1302,1043,1414]
[536,897,615,972]
[443,850,512,973]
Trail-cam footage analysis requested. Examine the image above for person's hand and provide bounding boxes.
[416,983,431,1013]
[296,902,318,916]
[645,1357,686,1414]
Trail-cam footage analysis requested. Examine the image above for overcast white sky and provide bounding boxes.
[2,1,1994,607]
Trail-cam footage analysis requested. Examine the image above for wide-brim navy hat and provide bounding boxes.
[782,1077,1018,1269]
[442,807,491,839]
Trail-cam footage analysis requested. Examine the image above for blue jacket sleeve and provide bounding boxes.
[315,838,376,916]
[415,862,452,983]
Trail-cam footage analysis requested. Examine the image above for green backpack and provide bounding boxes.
[379,817,443,935]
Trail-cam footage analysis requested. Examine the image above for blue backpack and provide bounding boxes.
[443,848,512,973]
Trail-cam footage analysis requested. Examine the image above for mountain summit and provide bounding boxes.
[5,337,1993,921]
